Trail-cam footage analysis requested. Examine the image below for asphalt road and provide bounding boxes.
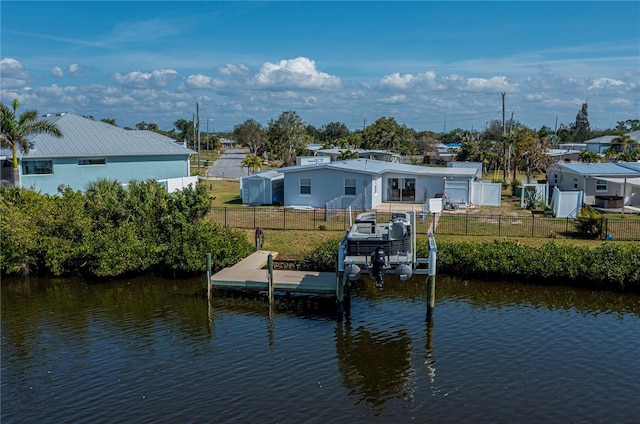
[207,149,247,179]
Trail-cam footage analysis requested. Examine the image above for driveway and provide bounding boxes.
[207,149,247,179]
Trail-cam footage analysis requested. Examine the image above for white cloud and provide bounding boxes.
[462,76,513,92]
[185,74,216,88]
[50,66,64,78]
[380,94,407,104]
[379,71,445,90]
[113,69,178,88]
[0,58,32,89]
[67,63,84,77]
[218,64,249,77]
[380,73,415,89]
[589,77,625,90]
[610,98,631,105]
[253,57,342,90]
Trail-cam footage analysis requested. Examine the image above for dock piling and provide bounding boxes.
[206,253,212,299]
[267,253,274,303]
[426,233,438,318]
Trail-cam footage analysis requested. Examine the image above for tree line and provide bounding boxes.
[85,101,640,179]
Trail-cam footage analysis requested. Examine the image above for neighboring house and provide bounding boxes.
[241,158,479,209]
[315,148,399,162]
[547,162,640,208]
[220,138,236,148]
[431,143,459,165]
[548,148,582,164]
[0,112,196,195]
[584,131,640,154]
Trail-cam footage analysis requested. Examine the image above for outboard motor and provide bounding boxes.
[371,246,386,290]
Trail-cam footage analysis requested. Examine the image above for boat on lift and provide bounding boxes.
[338,210,418,289]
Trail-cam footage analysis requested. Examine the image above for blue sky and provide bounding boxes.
[1,1,639,133]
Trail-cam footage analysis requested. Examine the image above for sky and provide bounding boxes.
[1,1,639,134]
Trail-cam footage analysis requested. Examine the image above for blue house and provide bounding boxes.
[0,112,195,194]
[242,158,480,209]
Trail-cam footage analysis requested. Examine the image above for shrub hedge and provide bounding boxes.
[302,236,640,292]
[1,181,253,279]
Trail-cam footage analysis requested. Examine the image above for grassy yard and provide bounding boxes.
[203,172,638,259]
[239,229,638,261]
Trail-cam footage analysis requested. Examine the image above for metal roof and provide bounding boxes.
[273,158,478,177]
[555,162,640,176]
[12,112,194,158]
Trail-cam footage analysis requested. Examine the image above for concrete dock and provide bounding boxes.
[211,250,337,295]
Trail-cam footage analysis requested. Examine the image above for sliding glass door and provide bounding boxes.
[387,178,416,202]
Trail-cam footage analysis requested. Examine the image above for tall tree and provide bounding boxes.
[573,102,590,142]
[362,116,403,150]
[615,119,640,133]
[1,99,63,187]
[305,124,320,141]
[266,111,311,165]
[174,118,194,147]
[319,122,350,143]
[509,127,552,183]
[233,118,266,155]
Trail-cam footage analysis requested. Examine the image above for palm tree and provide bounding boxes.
[337,149,360,160]
[578,150,600,164]
[240,155,263,175]
[1,99,62,187]
[603,146,618,162]
[611,133,637,154]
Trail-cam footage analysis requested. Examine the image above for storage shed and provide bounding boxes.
[241,170,284,205]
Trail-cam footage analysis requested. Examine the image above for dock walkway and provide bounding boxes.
[211,250,337,295]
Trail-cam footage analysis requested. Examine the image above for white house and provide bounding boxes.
[0,112,196,194]
[315,148,399,162]
[242,158,480,209]
[547,162,640,209]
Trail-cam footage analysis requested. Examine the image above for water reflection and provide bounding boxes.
[335,321,416,408]
[2,274,639,423]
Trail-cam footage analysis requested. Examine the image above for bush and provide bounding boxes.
[272,235,640,292]
[1,184,253,279]
[303,236,342,271]
[434,239,639,292]
[574,207,603,239]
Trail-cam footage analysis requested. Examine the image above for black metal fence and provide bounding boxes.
[209,207,640,241]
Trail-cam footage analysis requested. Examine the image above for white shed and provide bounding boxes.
[241,171,284,205]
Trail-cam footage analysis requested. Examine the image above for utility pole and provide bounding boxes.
[206,117,213,152]
[443,112,446,133]
[501,92,506,181]
[196,102,201,170]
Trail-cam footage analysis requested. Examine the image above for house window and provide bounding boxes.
[300,178,311,195]
[554,174,558,185]
[344,179,356,196]
[573,178,578,189]
[596,179,607,191]
[78,158,106,166]
[22,160,53,175]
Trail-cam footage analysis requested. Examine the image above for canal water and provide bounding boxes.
[2,274,639,423]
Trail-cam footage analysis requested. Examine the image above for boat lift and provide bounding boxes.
[336,208,438,315]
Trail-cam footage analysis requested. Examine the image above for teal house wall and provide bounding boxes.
[1,112,194,195]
